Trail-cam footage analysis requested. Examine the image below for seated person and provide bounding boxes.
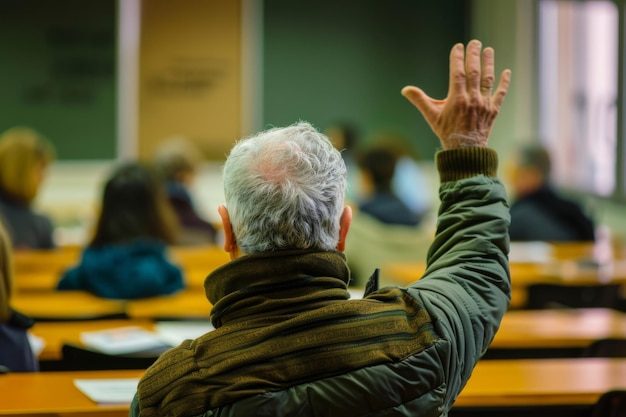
[0,219,38,372]
[154,137,218,245]
[508,144,595,242]
[129,40,511,417]
[57,162,185,299]
[356,146,421,226]
[0,127,56,249]
[347,145,430,287]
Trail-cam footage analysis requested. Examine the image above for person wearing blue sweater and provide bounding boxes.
[57,162,185,299]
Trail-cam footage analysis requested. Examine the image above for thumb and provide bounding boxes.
[401,86,436,120]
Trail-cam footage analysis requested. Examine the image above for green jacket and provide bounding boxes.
[130,147,511,417]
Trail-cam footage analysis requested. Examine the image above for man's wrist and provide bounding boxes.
[443,132,488,149]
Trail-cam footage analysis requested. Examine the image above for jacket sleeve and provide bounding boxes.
[406,147,511,409]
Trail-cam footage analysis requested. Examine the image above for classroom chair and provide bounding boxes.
[582,338,626,358]
[60,343,164,371]
[590,390,626,417]
[525,283,622,310]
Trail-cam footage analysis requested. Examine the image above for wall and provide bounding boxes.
[263,0,470,159]
[31,0,626,243]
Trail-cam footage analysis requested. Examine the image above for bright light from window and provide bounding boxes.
[539,0,617,196]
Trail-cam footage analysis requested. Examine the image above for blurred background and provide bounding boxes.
[1,0,624,245]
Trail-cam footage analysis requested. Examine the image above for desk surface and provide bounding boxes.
[31,319,157,361]
[12,291,126,320]
[12,288,211,321]
[491,308,626,349]
[0,359,624,415]
[0,369,142,416]
[456,358,626,407]
[12,244,228,293]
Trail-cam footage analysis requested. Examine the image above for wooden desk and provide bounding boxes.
[456,358,626,407]
[31,319,156,362]
[13,288,210,321]
[13,245,228,293]
[125,289,211,319]
[384,242,626,309]
[12,291,126,320]
[0,369,143,417]
[1,359,624,416]
[491,308,626,349]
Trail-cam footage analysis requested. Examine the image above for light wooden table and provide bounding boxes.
[0,369,142,416]
[125,289,211,319]
[12,291,126,320]
[31,319,157,362]
[491,308,626,349]
[456,358,626,407]
[12,288,211,321]
[384,242,626,309]
[0,359,624,416]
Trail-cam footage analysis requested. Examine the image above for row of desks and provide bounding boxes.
[13,242,626,312]
[29,307,626,362]
[1,358,624,416]
[12,289,212,321]
[12,244,230,293]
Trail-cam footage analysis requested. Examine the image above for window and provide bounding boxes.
[538,0,618,197]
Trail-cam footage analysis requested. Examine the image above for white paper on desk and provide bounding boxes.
[27,332,45,357]
[154,321,215,346]
[80,326,172,355]
[74,378,139,404]
[508,241,554,263]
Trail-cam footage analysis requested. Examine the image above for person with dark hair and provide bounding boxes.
[57,162,185,299]
[508,143,595,241]
[154,137,218,245]
[325,122,362,204]
[0,127,56,249]
[356,146,421,226]
[130,40,511,417]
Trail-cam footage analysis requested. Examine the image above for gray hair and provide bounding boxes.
[223,122,347,253]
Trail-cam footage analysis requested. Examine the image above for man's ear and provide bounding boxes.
[218,205,239,259]
[336,206,352,252]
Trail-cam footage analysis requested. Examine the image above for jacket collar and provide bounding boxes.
[204,249,351,328]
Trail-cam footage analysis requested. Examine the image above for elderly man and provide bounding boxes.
[130,40,511,417]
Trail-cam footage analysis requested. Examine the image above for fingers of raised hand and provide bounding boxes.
[465,40,483,97]
[448,43,466,96]
[492,69,512,109]
[480,47,495,97]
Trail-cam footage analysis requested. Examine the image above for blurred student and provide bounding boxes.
[324,123,362,204]
[346,146,430,287]
[154,137,218,245]
[0,219,38,372]
[57,162,185,299]
[508,143,595,242]
[0,127,56,249]
[356,146,421,226]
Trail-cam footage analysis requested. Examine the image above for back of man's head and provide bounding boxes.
[223,122,347,254]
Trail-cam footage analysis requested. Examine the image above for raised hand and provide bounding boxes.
[401,40,511,150]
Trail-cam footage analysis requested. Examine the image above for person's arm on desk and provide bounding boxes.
[401,40,512,407]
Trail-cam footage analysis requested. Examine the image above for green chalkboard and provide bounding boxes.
[0,0,117,160]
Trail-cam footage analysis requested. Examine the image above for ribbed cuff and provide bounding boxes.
[436,147,498,182]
